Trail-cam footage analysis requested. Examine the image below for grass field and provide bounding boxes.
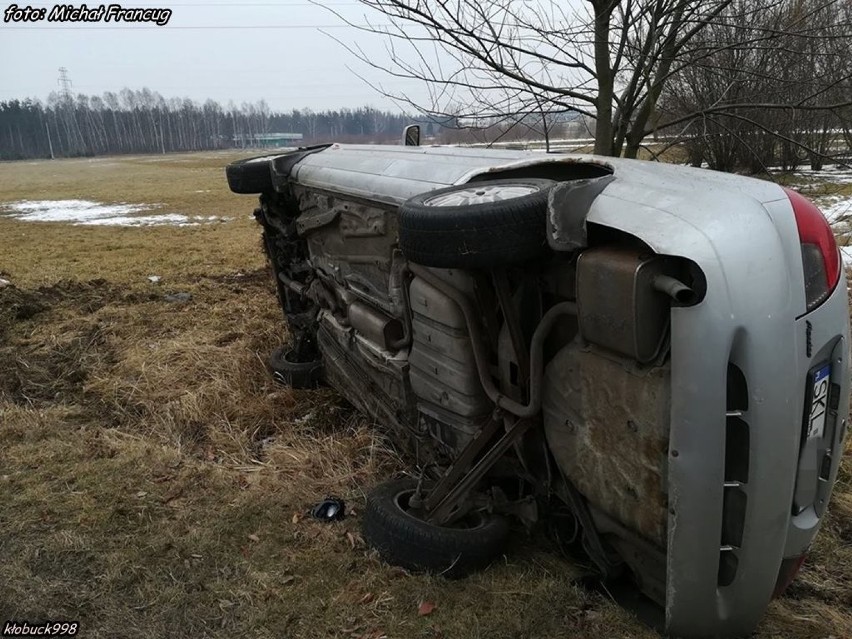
[1,152,851,638]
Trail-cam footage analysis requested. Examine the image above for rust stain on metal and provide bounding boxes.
[543,344,670,547]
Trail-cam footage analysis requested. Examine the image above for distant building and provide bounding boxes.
[233,132,303,148]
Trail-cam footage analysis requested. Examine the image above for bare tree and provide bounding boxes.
[660,0,852,172]
[325,0,852,158]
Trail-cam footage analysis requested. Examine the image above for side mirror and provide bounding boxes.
[403,125,421,146]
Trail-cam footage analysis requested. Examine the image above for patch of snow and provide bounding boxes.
[779,166,852,234]
[821,196,852,226]
[840,246,852,265]
[770,165,852,183]
[795,166,852,186]
[82,213,194,226]
[2,199,154,223]
[0,200,228,227]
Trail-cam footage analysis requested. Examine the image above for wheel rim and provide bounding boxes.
[423,184,539,207]
[394,488,487,531]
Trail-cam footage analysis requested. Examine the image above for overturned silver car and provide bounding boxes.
[226,142,850,637]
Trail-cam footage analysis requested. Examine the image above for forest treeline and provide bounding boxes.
[0,89,430,160]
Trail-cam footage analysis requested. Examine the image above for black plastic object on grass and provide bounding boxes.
[311,496,346,522]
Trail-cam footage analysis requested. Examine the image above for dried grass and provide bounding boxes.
[0,152,850,638]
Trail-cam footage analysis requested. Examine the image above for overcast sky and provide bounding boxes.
[0,1,428,112]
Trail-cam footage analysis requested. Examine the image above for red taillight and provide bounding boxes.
[785,187,840,311]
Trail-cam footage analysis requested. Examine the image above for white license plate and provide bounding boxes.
[806,364,831,440]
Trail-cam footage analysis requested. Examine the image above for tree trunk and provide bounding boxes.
[592,4,615,156]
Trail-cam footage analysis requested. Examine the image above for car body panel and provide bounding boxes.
[245,143,850,637]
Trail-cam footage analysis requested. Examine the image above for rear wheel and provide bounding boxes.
[362,477,510,577]
[398,178,556,269]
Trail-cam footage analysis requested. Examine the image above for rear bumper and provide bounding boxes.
[665,265,849,637]
[785,278,850,557]
[582,182,850,636]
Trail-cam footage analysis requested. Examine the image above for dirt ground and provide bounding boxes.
[0,152,850,638]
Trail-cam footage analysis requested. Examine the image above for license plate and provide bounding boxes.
[806,363,831,440]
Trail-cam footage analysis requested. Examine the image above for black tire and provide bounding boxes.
[362,477,510,577]
[268,345,323,389]
[225,155,280,194]
[398,178,556,269]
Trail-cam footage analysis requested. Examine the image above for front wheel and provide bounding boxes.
[225,154,281,194]
[268,345,323,389]
[361,477,510,577]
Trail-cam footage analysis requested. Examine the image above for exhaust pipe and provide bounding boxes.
[654,275,696,305]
